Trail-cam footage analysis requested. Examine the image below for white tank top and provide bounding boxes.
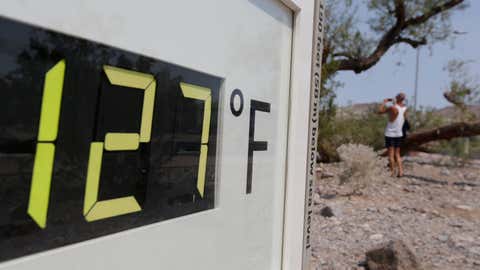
[385,105,407,138]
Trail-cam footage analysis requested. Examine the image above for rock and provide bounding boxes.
[361,223,372,231]
[317,258,327,265]
[430,210,441,217]
[369,234,384,241]
[320,206,334,218]
[358,260,368,267]
[437,234,449,243]
[366,240,422,270]
[455,205,473,211]
[464,172,477,181]
[313,193,322,205]
[440,168,451,176]
[469,247,480,256]
[450,234,475,248]
[320,193,337,199]
[388,206,402,212]
[312,159,480,269]
[321,171,335,178]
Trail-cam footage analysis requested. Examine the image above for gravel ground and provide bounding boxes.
[310,153,480,270]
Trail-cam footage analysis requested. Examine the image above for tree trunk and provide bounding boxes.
[404,121,480,149]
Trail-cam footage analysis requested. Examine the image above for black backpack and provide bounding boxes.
[402,119,411,138]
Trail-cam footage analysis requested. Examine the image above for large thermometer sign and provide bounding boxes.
[0,17,222,262]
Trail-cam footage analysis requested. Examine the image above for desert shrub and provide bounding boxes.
[410,106,446,131]
[336,143,385,192]
[432,135,480,160]
[318,109,385,162]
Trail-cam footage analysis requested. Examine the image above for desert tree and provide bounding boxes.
[321,0,468,107]
[403,59,479,152]
[318,0,470,160]
[323,0,467,76]
[443,59,480,121]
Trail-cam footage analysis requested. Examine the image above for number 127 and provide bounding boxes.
[28,60,212,228]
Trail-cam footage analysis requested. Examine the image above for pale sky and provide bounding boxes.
[335,0,480,109]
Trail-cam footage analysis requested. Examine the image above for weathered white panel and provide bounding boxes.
[0,1,293,269]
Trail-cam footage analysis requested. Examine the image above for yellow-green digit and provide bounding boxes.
[83,66,156,222]
[180,82,212,198]
[28,60,66,229]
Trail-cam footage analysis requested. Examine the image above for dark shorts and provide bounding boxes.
[385,136,403,148]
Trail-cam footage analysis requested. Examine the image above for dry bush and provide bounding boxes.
[337,143,386,192]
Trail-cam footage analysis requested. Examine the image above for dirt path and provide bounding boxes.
[310,154,480,270]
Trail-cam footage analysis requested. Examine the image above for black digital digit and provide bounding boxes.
[0,16,220,262]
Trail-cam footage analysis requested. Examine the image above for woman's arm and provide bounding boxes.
[378,99,391,114]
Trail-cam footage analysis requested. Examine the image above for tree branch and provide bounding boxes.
[443,89,470,108]
[404,121,480,149]
[335,0,464,74]
[332,52,355,59]
[395,36,427,48]
[405,0,464,27]
[394,0,406,23]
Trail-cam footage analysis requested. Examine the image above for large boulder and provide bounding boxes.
[365,240,422,270]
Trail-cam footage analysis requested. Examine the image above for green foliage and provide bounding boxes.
[430,136,480,160]
[325,1,375,62]
[410,105,446,130]
[368,0,468,44]
[317,105,446,162]
[318,107,386,162]
[324,0,467,71]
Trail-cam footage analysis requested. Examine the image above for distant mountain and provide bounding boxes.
[337,103,378,118]
[338,103,480,121]
[435,105,480,121]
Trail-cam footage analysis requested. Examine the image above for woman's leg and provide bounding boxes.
[388,147,396,176]
[395,147,403,177]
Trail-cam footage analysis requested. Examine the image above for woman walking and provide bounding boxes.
[379,93,408,177]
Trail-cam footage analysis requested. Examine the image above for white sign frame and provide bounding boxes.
[279,0,325,270]
[0,0,325,269]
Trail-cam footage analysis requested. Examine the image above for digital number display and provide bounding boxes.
[0,17,220,262]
